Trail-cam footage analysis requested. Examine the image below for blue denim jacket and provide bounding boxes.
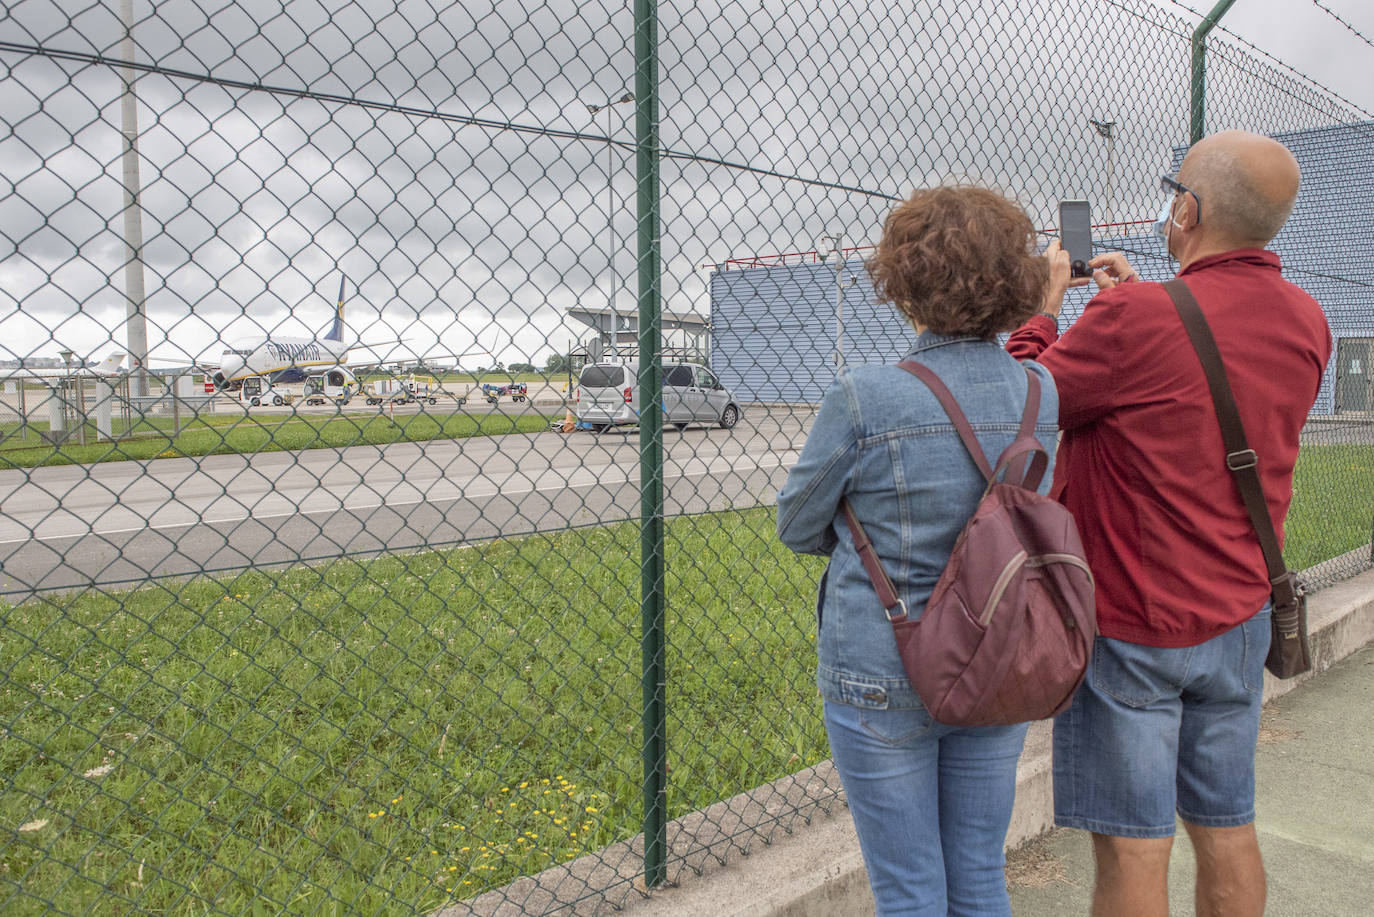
[777,332,1058,709]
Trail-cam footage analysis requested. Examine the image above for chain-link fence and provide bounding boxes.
[1,0,1371,914]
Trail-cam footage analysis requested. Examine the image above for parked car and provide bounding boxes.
[575,361,741,431]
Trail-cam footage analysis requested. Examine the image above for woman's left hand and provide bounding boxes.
[1042,240,1091,317]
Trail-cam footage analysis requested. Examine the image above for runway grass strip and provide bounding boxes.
[0,408,557,470]
[0,507,828,916]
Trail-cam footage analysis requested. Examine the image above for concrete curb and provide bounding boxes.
[454,566,1374,917]
[437,764,846,917]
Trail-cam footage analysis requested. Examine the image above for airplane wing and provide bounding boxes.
[144,357,205,375]
[348,342,491,370]
[0,352,126,380]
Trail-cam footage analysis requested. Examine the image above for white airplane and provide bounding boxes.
[210,276,360,391]
[0,352,126,381]
[208,274,493,395]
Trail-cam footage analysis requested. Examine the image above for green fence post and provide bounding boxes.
[635,0,667,891]
[1190,0,1237,144]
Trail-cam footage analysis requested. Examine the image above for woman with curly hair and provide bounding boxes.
[778,186,1073,916]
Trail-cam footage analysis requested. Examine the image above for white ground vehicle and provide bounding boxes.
[303,369,357,405]
[240,376,294,407]
[575,361,741,432]
[364,376,440,406]
[364,379,405,405]
[404,376,440,404]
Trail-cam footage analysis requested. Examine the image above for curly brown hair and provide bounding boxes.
[868,186,1048,339]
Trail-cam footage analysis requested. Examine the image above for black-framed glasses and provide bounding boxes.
[1160,174,1202,225]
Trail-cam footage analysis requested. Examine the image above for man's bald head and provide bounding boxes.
[1177,130,1301,248]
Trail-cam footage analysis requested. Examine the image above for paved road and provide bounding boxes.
[2,405,1365,601]
[0,406,816,600]
[1010,641,1374,917]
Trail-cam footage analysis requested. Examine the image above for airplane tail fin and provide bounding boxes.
[95,353,126,374]
[325,274,347,342]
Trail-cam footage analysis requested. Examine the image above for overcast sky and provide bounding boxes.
[0,0,1369,369]
[1219,0,1374,114]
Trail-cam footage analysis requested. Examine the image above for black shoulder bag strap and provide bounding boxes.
[1163,278,1310,678]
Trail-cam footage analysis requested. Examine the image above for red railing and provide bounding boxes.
[709,218,1155,271]
[712,244,877,271]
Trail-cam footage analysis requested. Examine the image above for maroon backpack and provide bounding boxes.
[841,361,1096,727]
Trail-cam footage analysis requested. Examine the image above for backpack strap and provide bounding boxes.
[841,362,1046,622]
[896,361,994,481]
[1007,370,1047,491]
[840,498,906,621]
[896,360,1046,490]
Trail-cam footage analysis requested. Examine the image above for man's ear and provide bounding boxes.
[1173,194,1196,230]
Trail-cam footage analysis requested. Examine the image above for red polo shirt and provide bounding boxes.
[1008,250,1331,647]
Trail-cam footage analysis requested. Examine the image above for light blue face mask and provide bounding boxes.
[1152,199,1174,242]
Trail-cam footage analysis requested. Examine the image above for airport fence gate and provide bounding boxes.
[1,1,1372,914]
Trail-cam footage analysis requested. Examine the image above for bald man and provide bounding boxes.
[1008,130,1331,917]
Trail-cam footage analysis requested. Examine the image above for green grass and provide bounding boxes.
[1287,443,1374,570]
[0,509,828,916]
[0,442,1366,915]
[0,409,556,471]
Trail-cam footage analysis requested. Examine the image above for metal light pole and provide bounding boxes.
[819,234,855,368]
[1090,118,1116,226]
[586,91,635,360]
[120,0,150,397]
[1192,0,1238,144]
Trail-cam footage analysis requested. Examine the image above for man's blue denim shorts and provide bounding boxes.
[1052,604,1271,838]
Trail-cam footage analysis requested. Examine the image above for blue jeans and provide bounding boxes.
[824,699,1028,917]
[1053,605,1271,837]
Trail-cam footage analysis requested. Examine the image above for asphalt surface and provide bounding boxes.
[0,403,815,600]
[1008,641,1374,916]
[1,399,1366,601]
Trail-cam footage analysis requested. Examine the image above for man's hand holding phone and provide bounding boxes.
[1088,253,1140,291]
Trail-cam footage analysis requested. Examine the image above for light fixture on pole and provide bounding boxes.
[1090,118,1116,226]
[818,234,858,368]
[585,91,636,361]
[120,0,150,397]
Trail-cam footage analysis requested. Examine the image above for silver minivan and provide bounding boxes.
[576,361,741,431]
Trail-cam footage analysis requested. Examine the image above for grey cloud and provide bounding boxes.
[1,0,1367,367]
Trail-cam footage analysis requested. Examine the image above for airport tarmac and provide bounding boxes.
[0,399,1365,602]
[0,405,817,601]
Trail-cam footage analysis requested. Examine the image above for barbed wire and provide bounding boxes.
[1101,0,1193,40]
[1309,0,1374,53]
[1205,39,1374,143]
[1162,0,1374,121]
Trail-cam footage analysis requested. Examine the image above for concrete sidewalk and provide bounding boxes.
[1006,641,1374,915]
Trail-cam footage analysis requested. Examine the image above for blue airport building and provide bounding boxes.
[709,122,1374,414]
